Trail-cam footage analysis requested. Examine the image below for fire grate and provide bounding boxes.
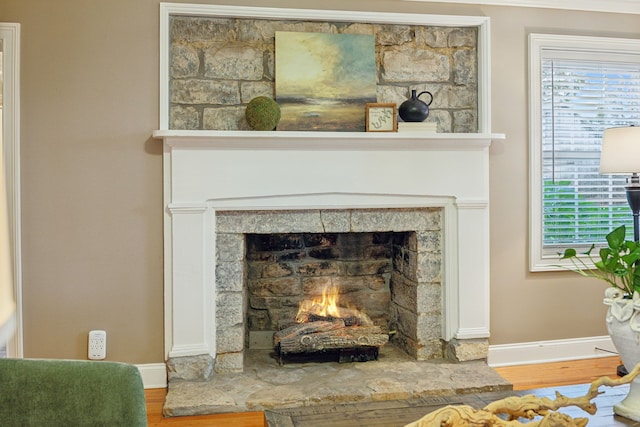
[273,282,390,365]
[276,345,380,365]
[274,318,389,364]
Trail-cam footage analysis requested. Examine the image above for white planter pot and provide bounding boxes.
[605,288,640,421]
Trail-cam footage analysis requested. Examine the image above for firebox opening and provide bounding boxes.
[245,231,439,361]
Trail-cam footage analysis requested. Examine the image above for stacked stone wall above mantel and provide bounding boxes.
[169,16,478,133]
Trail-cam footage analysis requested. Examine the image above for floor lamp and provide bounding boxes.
[600,125,640,376]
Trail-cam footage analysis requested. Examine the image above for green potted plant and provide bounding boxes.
[560,224,640,297]
[561,224,640,421]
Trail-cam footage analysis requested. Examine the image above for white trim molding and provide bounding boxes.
[528,33,640,272]
[136,363,167,389]
[401,0,640,15]
[0,23,22,358]
[488,336,617,367]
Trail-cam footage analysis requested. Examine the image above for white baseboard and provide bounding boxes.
[488,336,618,367]
[136,363,167,389]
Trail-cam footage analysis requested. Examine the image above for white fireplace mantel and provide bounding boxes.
[153,130,500,149]
[154,130,504,359]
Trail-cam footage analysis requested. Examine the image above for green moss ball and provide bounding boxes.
[245,97,281,130]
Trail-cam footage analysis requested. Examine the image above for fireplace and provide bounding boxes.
[245,231,404,339]
[245,229,423,364]
[228,209,443,367]
[153,130,496,374]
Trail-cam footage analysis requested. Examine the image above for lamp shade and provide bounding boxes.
[600,126,640,174]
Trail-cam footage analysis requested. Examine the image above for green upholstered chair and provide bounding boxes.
[0,358,147,426]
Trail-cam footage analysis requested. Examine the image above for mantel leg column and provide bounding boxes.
[451,201,490,360]
[167,204,214,358]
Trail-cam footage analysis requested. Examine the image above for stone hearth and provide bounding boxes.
[163,347,511,417]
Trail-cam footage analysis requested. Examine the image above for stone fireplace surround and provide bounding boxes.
[224,208,444,370]
[153,130,499,373]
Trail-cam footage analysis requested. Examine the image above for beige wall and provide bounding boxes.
[486,6,640,344]
[1,0,639,364]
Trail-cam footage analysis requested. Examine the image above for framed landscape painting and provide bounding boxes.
[275,31,377,132]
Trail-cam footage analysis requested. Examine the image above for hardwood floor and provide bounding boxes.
[145,388,266,426]
[145,356,623,426]
[493,355,623,390]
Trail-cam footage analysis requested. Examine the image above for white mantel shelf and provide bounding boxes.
[153,130,505,151]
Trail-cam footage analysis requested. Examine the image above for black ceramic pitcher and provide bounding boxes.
[398,89,433,122]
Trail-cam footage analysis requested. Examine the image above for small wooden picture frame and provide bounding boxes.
[365,103,398,132]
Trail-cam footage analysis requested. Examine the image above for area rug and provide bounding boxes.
[264,391,513,427]
[264,384,632,427]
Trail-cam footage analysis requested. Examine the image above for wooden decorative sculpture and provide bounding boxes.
[405,363,640,427]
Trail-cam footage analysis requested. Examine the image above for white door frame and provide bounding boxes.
[1,23,23,358]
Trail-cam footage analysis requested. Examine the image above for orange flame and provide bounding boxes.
[296,283,342,322]
[296,283,374,325]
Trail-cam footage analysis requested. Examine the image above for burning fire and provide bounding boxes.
[296,283,372,325]
[296,283,341,321]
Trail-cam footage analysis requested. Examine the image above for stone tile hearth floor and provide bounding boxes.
[163,345,512,417]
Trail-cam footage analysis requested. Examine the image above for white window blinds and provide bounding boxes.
[541,58,640,250]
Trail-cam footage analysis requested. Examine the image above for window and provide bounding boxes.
[529,34,640,271]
